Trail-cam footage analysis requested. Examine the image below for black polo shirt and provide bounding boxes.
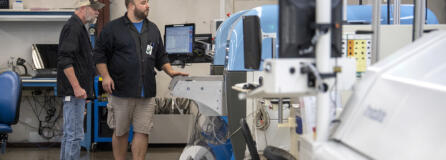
[94,13,169,98]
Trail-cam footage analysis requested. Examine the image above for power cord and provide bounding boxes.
[255,101,270,131]
[15,58,28,76]
[26,90,63,140]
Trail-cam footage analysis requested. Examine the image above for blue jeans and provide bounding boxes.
[60,96,85,160]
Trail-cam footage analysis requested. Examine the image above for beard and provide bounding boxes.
[86,16,97,24]
[134,7,148,20]
[85,10,97,24]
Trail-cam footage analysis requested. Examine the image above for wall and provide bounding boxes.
[110,0,277,36]
[232,0,277,12]
[0,21,65,73]
[110,0,222,36]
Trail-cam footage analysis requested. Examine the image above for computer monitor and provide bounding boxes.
[164,23,195,55]
[279,0,343,58]
[31,44,58,70]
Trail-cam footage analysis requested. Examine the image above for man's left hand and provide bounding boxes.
[168,70,189,77]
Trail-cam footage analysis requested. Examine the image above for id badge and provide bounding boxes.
[146,44,153,55]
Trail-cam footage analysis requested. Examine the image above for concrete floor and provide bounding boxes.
[0,147,183,160]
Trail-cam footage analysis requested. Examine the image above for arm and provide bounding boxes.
[57,27,86,99]
[96,63,114,94]
[64,67,87,99]
[94,26,114,94]
[162,63,189,77]
[155,33,189,77]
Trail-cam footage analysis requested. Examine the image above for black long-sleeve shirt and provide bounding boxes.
[57,14,95,98]
[94,13,169,98]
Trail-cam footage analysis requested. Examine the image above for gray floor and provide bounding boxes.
[0,147,183,160]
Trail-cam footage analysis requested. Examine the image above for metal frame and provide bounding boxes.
[413,0,426,41]
[394,0,401,24]
[90,77,133,151]
[372,0,381,64]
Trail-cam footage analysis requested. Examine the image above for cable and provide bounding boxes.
[263,128,268,146]
[255,106,270,130]
[25,90,63,140]
[17,64,28,76]
[211,117,227,145]
[229,127,241,139]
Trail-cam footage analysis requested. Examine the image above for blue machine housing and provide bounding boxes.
[347,5,439,24]
[212,4,439,71]
[218,5,278,71]
[214,10,249,66]
[226,5,278,71]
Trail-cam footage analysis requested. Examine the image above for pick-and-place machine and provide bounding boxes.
[170,0,446,159]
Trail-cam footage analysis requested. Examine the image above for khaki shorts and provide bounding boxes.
[107,95,156,137]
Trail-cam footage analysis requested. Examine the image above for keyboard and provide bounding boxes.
[34,69,57,78]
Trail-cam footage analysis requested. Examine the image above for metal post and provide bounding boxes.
[272,38,277,58]
[220,0,225,19]
[413,0,426,41]
[278,98,283,124]
[372,0,381,64]
[394,0,400,24]
[343,0,347,21]
[315,0,331,142]
[387,0,391,24]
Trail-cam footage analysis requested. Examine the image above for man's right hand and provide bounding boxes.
[102,76,115,94]
[74,86,87,99]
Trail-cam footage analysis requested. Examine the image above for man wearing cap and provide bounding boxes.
[57,0,104,159]
[94,0,188,159]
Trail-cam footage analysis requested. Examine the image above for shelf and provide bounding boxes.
[0,9,74,21]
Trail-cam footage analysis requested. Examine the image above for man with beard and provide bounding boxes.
[57,0,104,159]
[94,0,188,159]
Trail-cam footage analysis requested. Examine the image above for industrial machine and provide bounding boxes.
[299,29,446,160]
[240,1,446,160]
[175,1,351,159]
[173,0,445,159]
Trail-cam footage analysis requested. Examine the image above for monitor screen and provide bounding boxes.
[164,24,195,54]
[32,44,58,69]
